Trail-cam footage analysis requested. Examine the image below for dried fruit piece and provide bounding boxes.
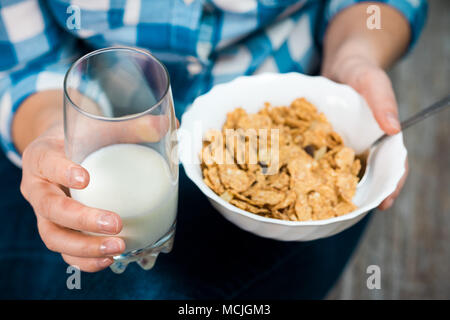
[314,146,327,160]
[220,190,234,202]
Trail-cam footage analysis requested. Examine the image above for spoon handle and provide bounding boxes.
[373,94,450,147]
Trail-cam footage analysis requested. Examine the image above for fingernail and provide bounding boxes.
[386,113,401,132]
[97,214,118,234]
[69,167,85,186]
[97,257,113,268]
[100,239,123,255]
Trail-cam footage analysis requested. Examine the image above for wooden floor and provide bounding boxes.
[327,0,450,300]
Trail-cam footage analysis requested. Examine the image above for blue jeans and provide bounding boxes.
[0,150,371,299]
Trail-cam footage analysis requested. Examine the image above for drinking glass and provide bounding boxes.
[64,47,178,273]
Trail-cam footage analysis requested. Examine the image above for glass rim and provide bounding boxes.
[63,46,171,122]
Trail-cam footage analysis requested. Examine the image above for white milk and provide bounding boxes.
[71,144,178,252]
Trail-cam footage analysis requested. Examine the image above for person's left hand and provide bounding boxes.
[322,55,408,210]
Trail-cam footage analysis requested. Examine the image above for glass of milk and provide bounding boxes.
[64,47,178,273]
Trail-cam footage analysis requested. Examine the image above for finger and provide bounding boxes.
[38,217,125,258]
[355,68,401,135]
[378,176,403,210]
[25,141,89,189]
[386,160,408,202]
[378,160,409,210]
[378,198,393,211]
[112,114,171,143]
[29,181,122,234]
[62,254,114,273]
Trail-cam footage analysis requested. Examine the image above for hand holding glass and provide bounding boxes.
[64,47,178,273]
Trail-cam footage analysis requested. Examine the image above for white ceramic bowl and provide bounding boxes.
[179,73,407,241]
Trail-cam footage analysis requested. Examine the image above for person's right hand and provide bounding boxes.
[20,123,126,272]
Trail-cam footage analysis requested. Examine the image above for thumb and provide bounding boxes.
[353,68,401,135]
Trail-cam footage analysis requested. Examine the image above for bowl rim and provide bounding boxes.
[180,72,407,227]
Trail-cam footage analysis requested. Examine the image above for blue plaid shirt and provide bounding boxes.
[0,0,427,166]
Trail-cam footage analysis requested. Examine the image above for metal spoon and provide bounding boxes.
[357,94,450,187]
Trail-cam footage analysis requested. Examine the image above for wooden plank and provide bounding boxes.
[327,0,450,299]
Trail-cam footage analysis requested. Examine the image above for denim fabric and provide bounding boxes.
[0,150,371,300]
